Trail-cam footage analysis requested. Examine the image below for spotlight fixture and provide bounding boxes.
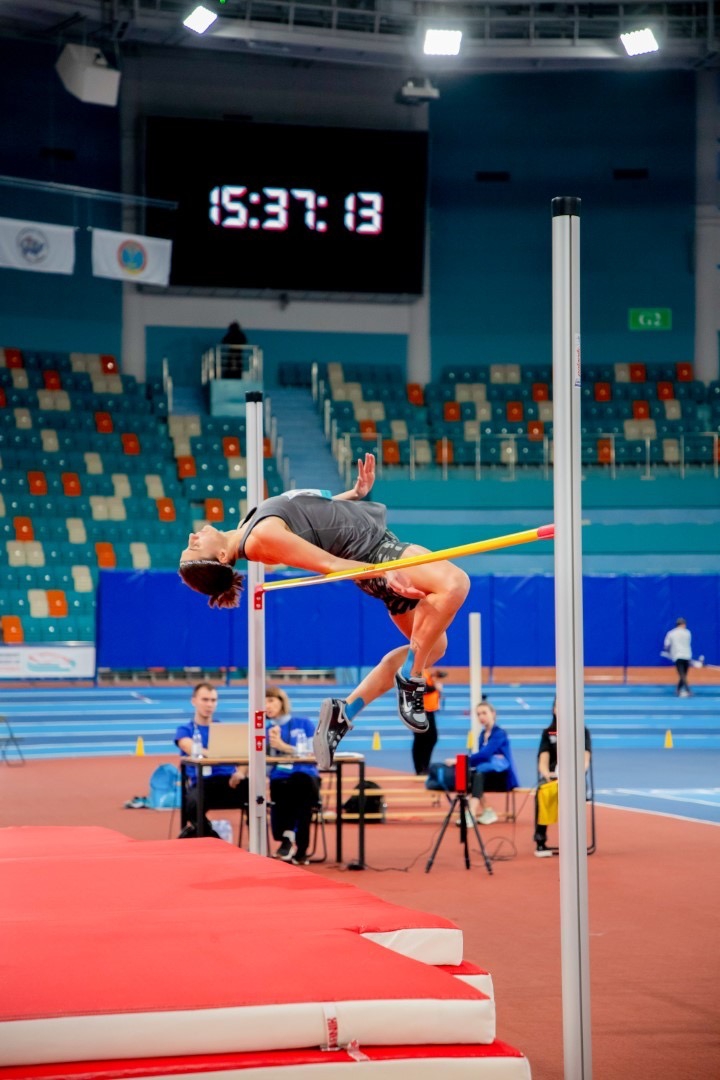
[423,29,463,57]
[620,28,659,56]
[183,5,218,34]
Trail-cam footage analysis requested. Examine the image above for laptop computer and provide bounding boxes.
[207,723,249,758]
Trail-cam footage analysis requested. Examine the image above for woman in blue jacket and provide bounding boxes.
[448,700,519,824]
[265,686,320,864]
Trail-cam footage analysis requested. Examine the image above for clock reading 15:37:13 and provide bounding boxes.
[209,185,384,235]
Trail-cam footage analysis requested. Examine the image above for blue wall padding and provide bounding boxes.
[625,575,720,666]
[96,570,720,670]
[582,576,628,667]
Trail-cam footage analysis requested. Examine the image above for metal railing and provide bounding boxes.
[336,430,720,483]
[161,357,173,414]
[201,344,263,385]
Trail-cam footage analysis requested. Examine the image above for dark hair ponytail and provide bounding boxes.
[179,560,245,609]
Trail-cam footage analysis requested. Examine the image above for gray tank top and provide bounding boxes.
[238,493,387,562]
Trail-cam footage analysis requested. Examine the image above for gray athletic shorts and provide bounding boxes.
[354,531,420,616]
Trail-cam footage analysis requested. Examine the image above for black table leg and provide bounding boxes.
[335,762,343,864]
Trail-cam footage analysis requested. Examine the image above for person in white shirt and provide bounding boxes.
[664,618,693,697]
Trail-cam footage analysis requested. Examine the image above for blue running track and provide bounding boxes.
[2,683,718,823]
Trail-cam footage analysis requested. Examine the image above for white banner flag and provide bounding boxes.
[0,216,75,275]
[92,228,172,286]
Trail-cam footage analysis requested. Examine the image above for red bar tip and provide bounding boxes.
[537,524,555,540]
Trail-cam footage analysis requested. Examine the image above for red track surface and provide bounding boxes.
[1,756,718,1079]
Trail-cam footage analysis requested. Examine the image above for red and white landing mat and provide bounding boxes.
[0,829,508,1069]
[0,1041,531,1080]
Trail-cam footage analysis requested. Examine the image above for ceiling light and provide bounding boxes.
[183,5,218,34]
[620,28,659,56]
[423,29,463,57]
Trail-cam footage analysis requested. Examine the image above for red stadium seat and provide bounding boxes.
[13,516,34,541]
[506,401,523,422]
[95,411,114,433]
[95,542,116,569]
[407,383,424,406]
[204,498,224,522]
[594,382,612,402]
[222,436,241,457]
[435,439,454,464]
[177,455,196,478]
[156,498,176,522]
[4,349,23,368]
[528,420,545,441]
[263,437,273,459]
[0,387,6,408]
[675,362,693,382]
[101,355,119,374]
[443,401,461,422]
[359,419,376,435]
[1,615,24,644]
[632,400,650,419]
[597,438,612,464]
[657,382,675,400]
[382,439,400,465]
[27,471,48,495]
[532,383,549,401]
[121,433,140,455]
[42,370,62,390]
[629,363,646,383]
[47,590,68,617]
[62,472,82,496]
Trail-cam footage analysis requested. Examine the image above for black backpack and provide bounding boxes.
[343,780,385,823]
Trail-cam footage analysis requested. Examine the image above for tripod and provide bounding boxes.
[425,790,493,875]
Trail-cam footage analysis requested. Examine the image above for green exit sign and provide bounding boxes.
[629,308,672,331]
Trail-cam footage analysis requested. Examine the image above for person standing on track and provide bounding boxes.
[664,617,693,697]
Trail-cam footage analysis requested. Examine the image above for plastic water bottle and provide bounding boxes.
[295,731,308,757]
[191,728,203,760]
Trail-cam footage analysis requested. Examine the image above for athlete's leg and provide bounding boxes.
[345,548,469,713]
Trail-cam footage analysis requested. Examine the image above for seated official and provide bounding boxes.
[445,700,519,824]
[175,682,248,839]
[265,686,320,866]
[534,698,592,857]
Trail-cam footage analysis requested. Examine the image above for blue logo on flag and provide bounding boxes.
[17,228,49,265]
[117,239,147,275]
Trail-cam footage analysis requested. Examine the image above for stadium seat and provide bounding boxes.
[95,542,116,569]
[675,362,693,381]
[177,456,197,478]
[435,438,454,465]
[204,498,224,521]
[27,471,48,495]
[407,383,424,406]
[632,401,650,419]
[1,614,24,643]
[597,438,613,464]
[657,382,674,400]
[121,433,140,455]
[629,363,647,382]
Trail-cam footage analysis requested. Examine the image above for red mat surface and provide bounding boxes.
[0,1041,531,1080]
[0,829,502,1069]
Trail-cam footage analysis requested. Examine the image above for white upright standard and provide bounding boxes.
[245,391,268,857]
[469,612,483,746]
[551,196,593,1079]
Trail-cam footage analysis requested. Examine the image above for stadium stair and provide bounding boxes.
[269,386,343,491]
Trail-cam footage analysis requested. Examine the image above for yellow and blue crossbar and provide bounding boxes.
[260,524,555,593]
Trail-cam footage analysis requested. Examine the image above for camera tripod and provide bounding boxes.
[425,790,494,875]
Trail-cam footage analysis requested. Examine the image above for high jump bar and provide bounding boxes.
[261,523,555,592]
